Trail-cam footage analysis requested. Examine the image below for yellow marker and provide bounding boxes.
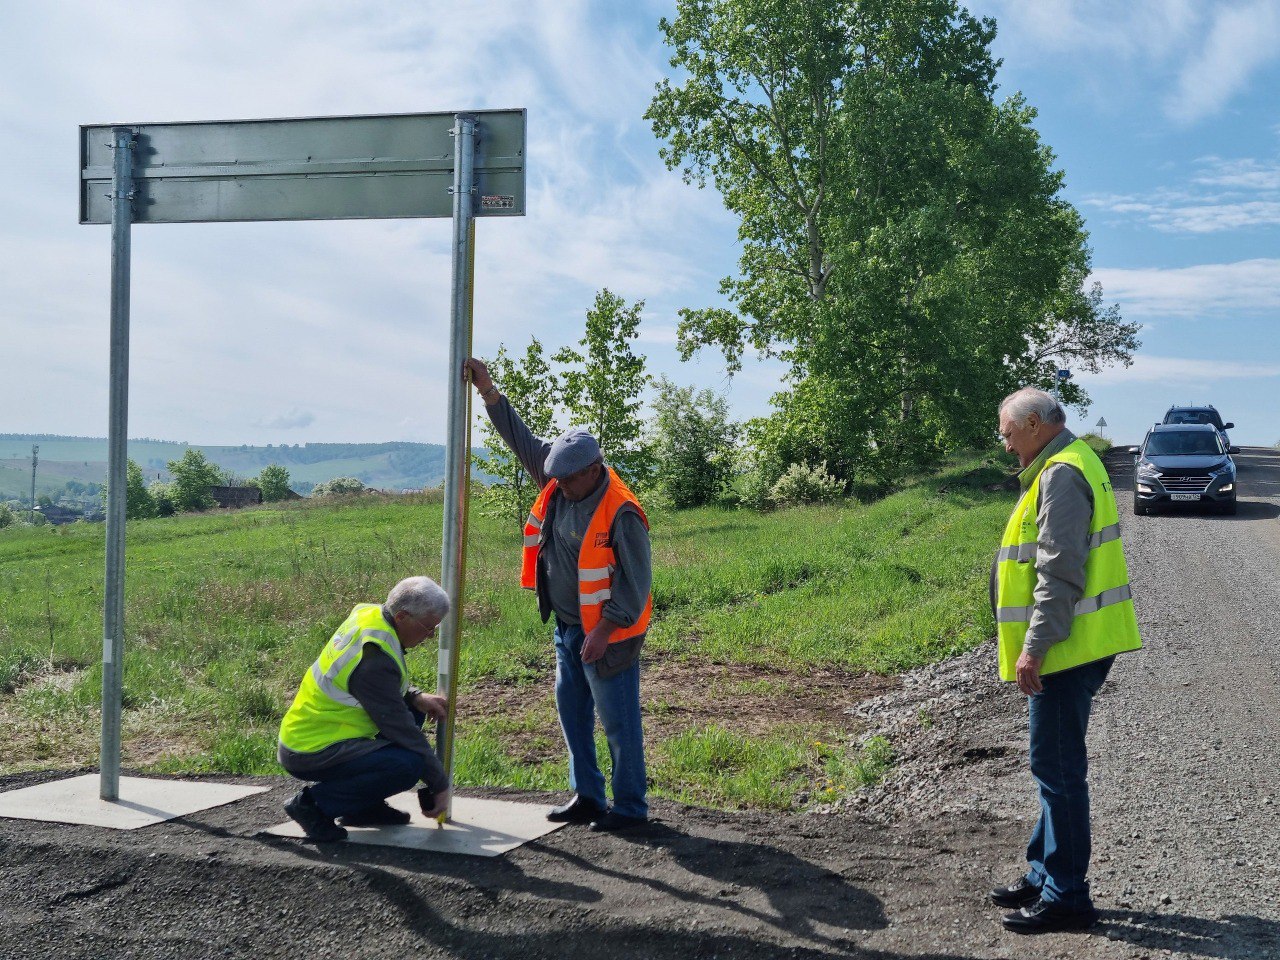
[436,812,447,829]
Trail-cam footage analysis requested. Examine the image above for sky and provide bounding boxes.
[1,1,1278,448]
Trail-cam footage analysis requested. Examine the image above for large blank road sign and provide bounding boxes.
[80,109,525,224]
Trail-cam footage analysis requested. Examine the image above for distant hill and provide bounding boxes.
[0,435,479,500]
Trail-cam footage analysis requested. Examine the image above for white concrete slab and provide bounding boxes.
[0,774,269,829]
[265,793,564,857]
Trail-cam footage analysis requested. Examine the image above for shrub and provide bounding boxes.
[312,477,366,497]
[0,503,14,529]
[769,461,843,506]
[167,449,225,512]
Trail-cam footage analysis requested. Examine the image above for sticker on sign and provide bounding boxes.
[481,195,515,209]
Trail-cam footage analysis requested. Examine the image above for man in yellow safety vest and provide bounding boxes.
[278,576,453,842]
[989,387,1142,933]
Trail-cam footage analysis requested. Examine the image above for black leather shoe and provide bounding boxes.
[587,811,648,832]
[284,789,348,843]
[1002,899,1098,934]
[989,876,1042,908]
[546,795,606,823]
[339,801,412,827]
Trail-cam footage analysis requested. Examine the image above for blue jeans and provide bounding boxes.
[1025,656,1114,909]
[303,745,427,819]
[554,621,648,819]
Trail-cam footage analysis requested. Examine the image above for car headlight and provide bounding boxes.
[1136,483,1154,493]
[1219,483,1234,493]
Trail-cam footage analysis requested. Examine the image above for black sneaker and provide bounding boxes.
[546,795,606,824]
[284,789,348,843]
[339,801,411,827]
[989,876,1042,909]
[586,811,648,833]
[1002,898,1099,934]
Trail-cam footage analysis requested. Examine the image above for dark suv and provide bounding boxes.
[1162,405,1233,448]
[1129,424,1240,515]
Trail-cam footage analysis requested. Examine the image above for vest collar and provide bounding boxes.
[1018,429,1077,490]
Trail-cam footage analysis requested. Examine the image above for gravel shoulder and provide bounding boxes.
[2,447,1277,959]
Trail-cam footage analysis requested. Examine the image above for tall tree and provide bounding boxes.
[648,0,1137,481]
[254,464,293,502]
[554,289,653,484]
[167,449,225,512]
[473,338,562,528]
[649,376,738,508]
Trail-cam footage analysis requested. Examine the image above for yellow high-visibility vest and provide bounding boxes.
[996,438,1142,680]
[278,604,408,753]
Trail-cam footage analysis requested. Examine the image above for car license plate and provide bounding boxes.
[1170,493,1201,502]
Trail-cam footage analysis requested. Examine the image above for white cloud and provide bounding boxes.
[982,0,1198,59]
[1166,0,1280,124]
[1090,354,1280,384]
[1083,154,1280,233]
[257,409,316,430]
[1092,259,1280,317]
[0,2,745,444]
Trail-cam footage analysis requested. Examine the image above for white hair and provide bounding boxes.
[999,387,1065,427]
[385,576,450,621]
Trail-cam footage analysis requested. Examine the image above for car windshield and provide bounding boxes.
[1165,410,1223,428]
[1145,431,1223,457]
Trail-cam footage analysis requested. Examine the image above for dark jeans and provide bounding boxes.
[303,745,427,819]
[554,621,648,819]
[1025,656,1114,909]
[299,707,433,819]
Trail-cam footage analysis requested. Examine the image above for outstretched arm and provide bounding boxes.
[464,358,553,489]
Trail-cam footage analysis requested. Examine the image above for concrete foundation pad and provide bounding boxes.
[265,793,565,856]
[0,774,269,829]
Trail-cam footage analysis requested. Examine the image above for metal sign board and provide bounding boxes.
[80,109,525,224]
[1096,417,1107,427]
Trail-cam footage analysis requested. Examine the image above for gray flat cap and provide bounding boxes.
[544,428,602,479]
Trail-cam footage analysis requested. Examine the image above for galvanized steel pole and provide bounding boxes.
[436,115,477,817]
[100,127,135,801]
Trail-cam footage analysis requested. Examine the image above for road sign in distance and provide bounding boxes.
[80,110,526,224]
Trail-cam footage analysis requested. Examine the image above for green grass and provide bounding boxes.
[0,452,1016,810]
[1078,432,1112,454]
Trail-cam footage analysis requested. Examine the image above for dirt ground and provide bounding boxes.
[2,448,1277,959]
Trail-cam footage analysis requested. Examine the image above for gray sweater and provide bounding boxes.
[483,394,652,630]
[991,430,1095,659]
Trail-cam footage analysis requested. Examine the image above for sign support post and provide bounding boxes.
[101,126,136,801]
[436,115,477,816]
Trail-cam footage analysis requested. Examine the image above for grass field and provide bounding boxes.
[0,452,1015,810]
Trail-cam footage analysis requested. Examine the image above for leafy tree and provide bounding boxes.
[0,503,14,529]
[124,459,156,519]
[647,0,1137,482]
[167,448,225,512]
[254,463,293,502]
[473,338,561,528]
[554,289,653,484]
[649,377,738,507]
[36,494,54,509]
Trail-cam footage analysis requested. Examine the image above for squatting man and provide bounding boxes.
[277,576,453,843]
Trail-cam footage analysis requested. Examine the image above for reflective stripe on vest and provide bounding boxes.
[278,604,408,753]
[519,467,652,643]
[995,439,1142,681]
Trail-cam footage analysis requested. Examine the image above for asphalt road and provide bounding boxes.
[1086,445,1280,950]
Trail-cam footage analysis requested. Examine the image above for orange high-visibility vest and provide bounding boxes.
[520,467,652,643]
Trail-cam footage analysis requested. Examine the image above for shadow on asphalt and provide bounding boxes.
[1098,909,1280,958]
[269,821,911,958]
